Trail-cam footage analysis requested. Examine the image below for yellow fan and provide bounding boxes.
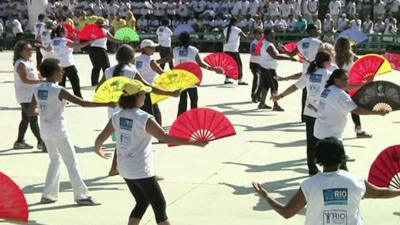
[365,54,392,75]
[93,77,133,103]
[151,69,199,104]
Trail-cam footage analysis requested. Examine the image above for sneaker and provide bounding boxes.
[258,103,272,109]
[224,80,233,84]
[238,81,248,85]
[251,95,259,103]
[37,141,47,152]
[76,197,101,206]
[356,131,372,138]
[272,105,285,112]
[13,141,33,149]
[40,197,57,204]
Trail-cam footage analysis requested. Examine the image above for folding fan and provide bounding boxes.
[204,53,239,80]
[367,145,400,189]
[63,23,80,40]
[115,27,140,42]
[384,53,400,71]
[348,54,392,96]
[93,77,133,103]
[174,62,202,85]
[0,172,29,222]
[168,108,236,146]
[255,37,264,55]
[150,69,199,104]
[79,24,106,40]
[282,42,297,53]
[352,81,400,111]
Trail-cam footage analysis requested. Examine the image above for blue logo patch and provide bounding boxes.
[136,61,143,69]
[321,89,331,98]
[178,49,188,57]
[302,42,310,49]
[323,188,348,205]
[250,43,257,54]
[120,117,133,131]
[53,39,61,46]
[159,28,164,32]
[38,90,48,100]
[309,74,322,83]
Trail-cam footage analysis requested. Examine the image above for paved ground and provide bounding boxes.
[0,51,399,225]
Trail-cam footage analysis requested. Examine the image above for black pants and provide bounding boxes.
[124,177,168,223]
[60,65,82,98]
[17,103,41,143]
[159,46,173,70]
[250,62,260,97]
[224,51,243,80]
[304,115,319,175]
[36,46,43,68]
[301,89,307,122]
[177,88,198,117]
[351,113,361,127]
[259,67,279,94]
[141,94,162,125]
[88,47,110,86]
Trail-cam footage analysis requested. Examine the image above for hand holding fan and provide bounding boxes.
[352,81,400,112]
[384,53,400,71]
[79,24,106,40]
[368,145,400,189]
[280,42,305,63]
[0,172,29,222]
[168,108,236,146]
[150,69,199,104]
[204,53,239,80]
[93,77,133,103]
[174,62,202,85]
[115,27,140,42]
[64,23,80,40]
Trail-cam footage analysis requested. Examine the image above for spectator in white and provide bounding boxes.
[268,0,280,19]
[45,0,56,16]
[374,0,386,20]
[248,0,260,17]
[35,14,46,67]
[240,0,250,17]
[287,14,298,32]
[385,13,398,26]
[141,1,154,17]
[306,0,319,20]
[281,0,293,19]
[292,0,303,17]
[166,0,176,20]
[149,15,160,31]
[374,17,386,33]
[362,15,374,33]
[153,0,166,20]
[253,15,264,30]
[12,15,23,42]
[16,0,27,19]
[131,0,141,16]
[206,0,219,14]
[324,13,335,33]
[0,21,3,51]
[329,0,342,24]
[107,0,120,18]
[383,17,398,41]
[311,15,322,31]
[178,0,190,20]
[92,0,105,16]
[337,13,349,32]
[156,19,174,70]
[350,15,362,30]
[346,0,357,18]
[192,0,206,18]
[137,16,148,32]
[220,0,231,14]
[231,0,242,17]
[274,15,288,32]
[119,0,131,17]
[263,15,275,29]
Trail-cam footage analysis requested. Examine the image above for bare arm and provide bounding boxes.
[66,40,92,49]
[351,106,388,116]
[59,88,113,107]
[135,73,180,97]
[267,46,295,61]
[106,32,124,44]
[271,84,299,102]
[16,63,42,85]
[364,181,400,199]
[275,72,302,81]
[150,60,165,75]
[195,54,222,73]
[156,53,173,65]
[239,31,248,39]
[94,119,114,159]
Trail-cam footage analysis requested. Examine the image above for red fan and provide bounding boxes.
[63,23,80,40]
[255,37,264,55]
[174,62,203,85]
[168,108,236,146]
[282,42,298,53]
[384,53,400,71]
[204,53,239,80]
[79,24,106,40]
[368,145,400,189]
[0,172,29,222]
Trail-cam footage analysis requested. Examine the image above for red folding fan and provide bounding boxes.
[63,23,80,40]
[174,62,203,85]
[79,24,106,40]
[368,145,400,189]
[0,172,29,222]
[384,53,400,71]
[255,37,264,55]
[204,53,239,80]
[282,42,298,53]
[168,108,236,146]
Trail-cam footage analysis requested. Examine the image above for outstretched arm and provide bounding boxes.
[271,84,299,102]
[364,181,400,199]
[59,88,113,107]
[94,119,114,159]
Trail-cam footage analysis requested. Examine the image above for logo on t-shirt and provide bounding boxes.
[179,49,188,57]
[323,188,348,205]
[159,28,164,32]
[323,210,347,225]
[309,73,322,83]
[53,39,61,46]
[38,90,48,100]
[302,42,310,49]
[321,89,331,98]
[120,117,133,131]
[136,61,143,69]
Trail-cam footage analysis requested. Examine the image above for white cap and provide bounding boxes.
[140,39,159,49]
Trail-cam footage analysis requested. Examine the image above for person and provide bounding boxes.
[126,11,137,30]
[34,14,46,67]
[249,28,263,103]
[89,18,123,86]
[335,37,371,138]
[223,17,248,85]
[12,41,45,151]
[252,137,400,224]
[11,15,23,44]
[172,32,222,117]
[38,20,56,61]
[272,51,333,175]
[31,58,113,205]
[94,80,207,225]
[258,28,294,111]
[156,19,174,70]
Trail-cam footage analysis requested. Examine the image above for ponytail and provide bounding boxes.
[226,16,237,43]
[307,50,331,75]
[307,60,318,75]
[178,32,191,49]
[113,44,135,77]
[325,69,347,88]
[51,25,65,39]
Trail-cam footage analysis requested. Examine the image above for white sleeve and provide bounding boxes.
[140,113,154,132]
[295,73,307,89]
[166,27,173,36]
[337,91,358,112]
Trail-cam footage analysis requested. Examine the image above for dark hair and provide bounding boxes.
[226,16,237,42]
[307,50,331,75]
[113,44,135,77]
[38,58,62,78]
[315,137,347,166]
[253,27,263,36]
[38,14,45,21]
[335,37,352,69]
[325,69,347,88]
[118,94,139,109]
[178,32,191,48]
[51,25,66,39]
[13,40,30,65]
[161,19,170,26]
[263,27,274,38]
[306,23,317,34]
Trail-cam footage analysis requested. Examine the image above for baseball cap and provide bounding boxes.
[140,39,159,49]
[122,80,152,96]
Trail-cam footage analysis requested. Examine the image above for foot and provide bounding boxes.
[108,170,119,176]
[40,197,57,204]
[13,141,33,149]
[155,175,165,181]
[224,80,233,84]
[356,131,372,138]
[76,197,101,206]
[272,105,285,112]
[258,103,272,109]
[37,141,47,152]
[251,95,259,103]
[238,81,248,85]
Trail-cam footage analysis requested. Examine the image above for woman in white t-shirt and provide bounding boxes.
[273,51,333,175]
[12,41,44,151]
[223,17,248,85]
[249,28,263,103]
[253,137,400,225]
[156,19,174,70]
[95,80,207,225]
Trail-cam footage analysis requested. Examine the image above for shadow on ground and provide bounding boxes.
[235,121,305,132]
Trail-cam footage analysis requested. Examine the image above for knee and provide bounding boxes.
[29,116,38,123]
[130,201,150,219]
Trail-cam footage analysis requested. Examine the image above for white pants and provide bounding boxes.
[42,137,90,201]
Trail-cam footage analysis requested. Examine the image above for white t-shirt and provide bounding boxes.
[34,82,68,139]
[223,26,242,52]
[231,1,241,15]
[91,28,108,49]
[34,21,45,38]
[329,0,342,15]
[249,39,261,64]
[248,0,260,16]
[172,45,199,66]
[52,37,74,67]
[307,0,319,14]
[40,28,55,59]
[12,19,23,35]
[314,85,357,140]
[14,59,40,104]
[112,108,154,179]
[300,170,366,225]
[297,37,323,74]
[295,68,333,118]
[259,40,278,70]
[323,18,334,32]
[135,54,158,84]
[281,3,293,17]
[156,26,173,47]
